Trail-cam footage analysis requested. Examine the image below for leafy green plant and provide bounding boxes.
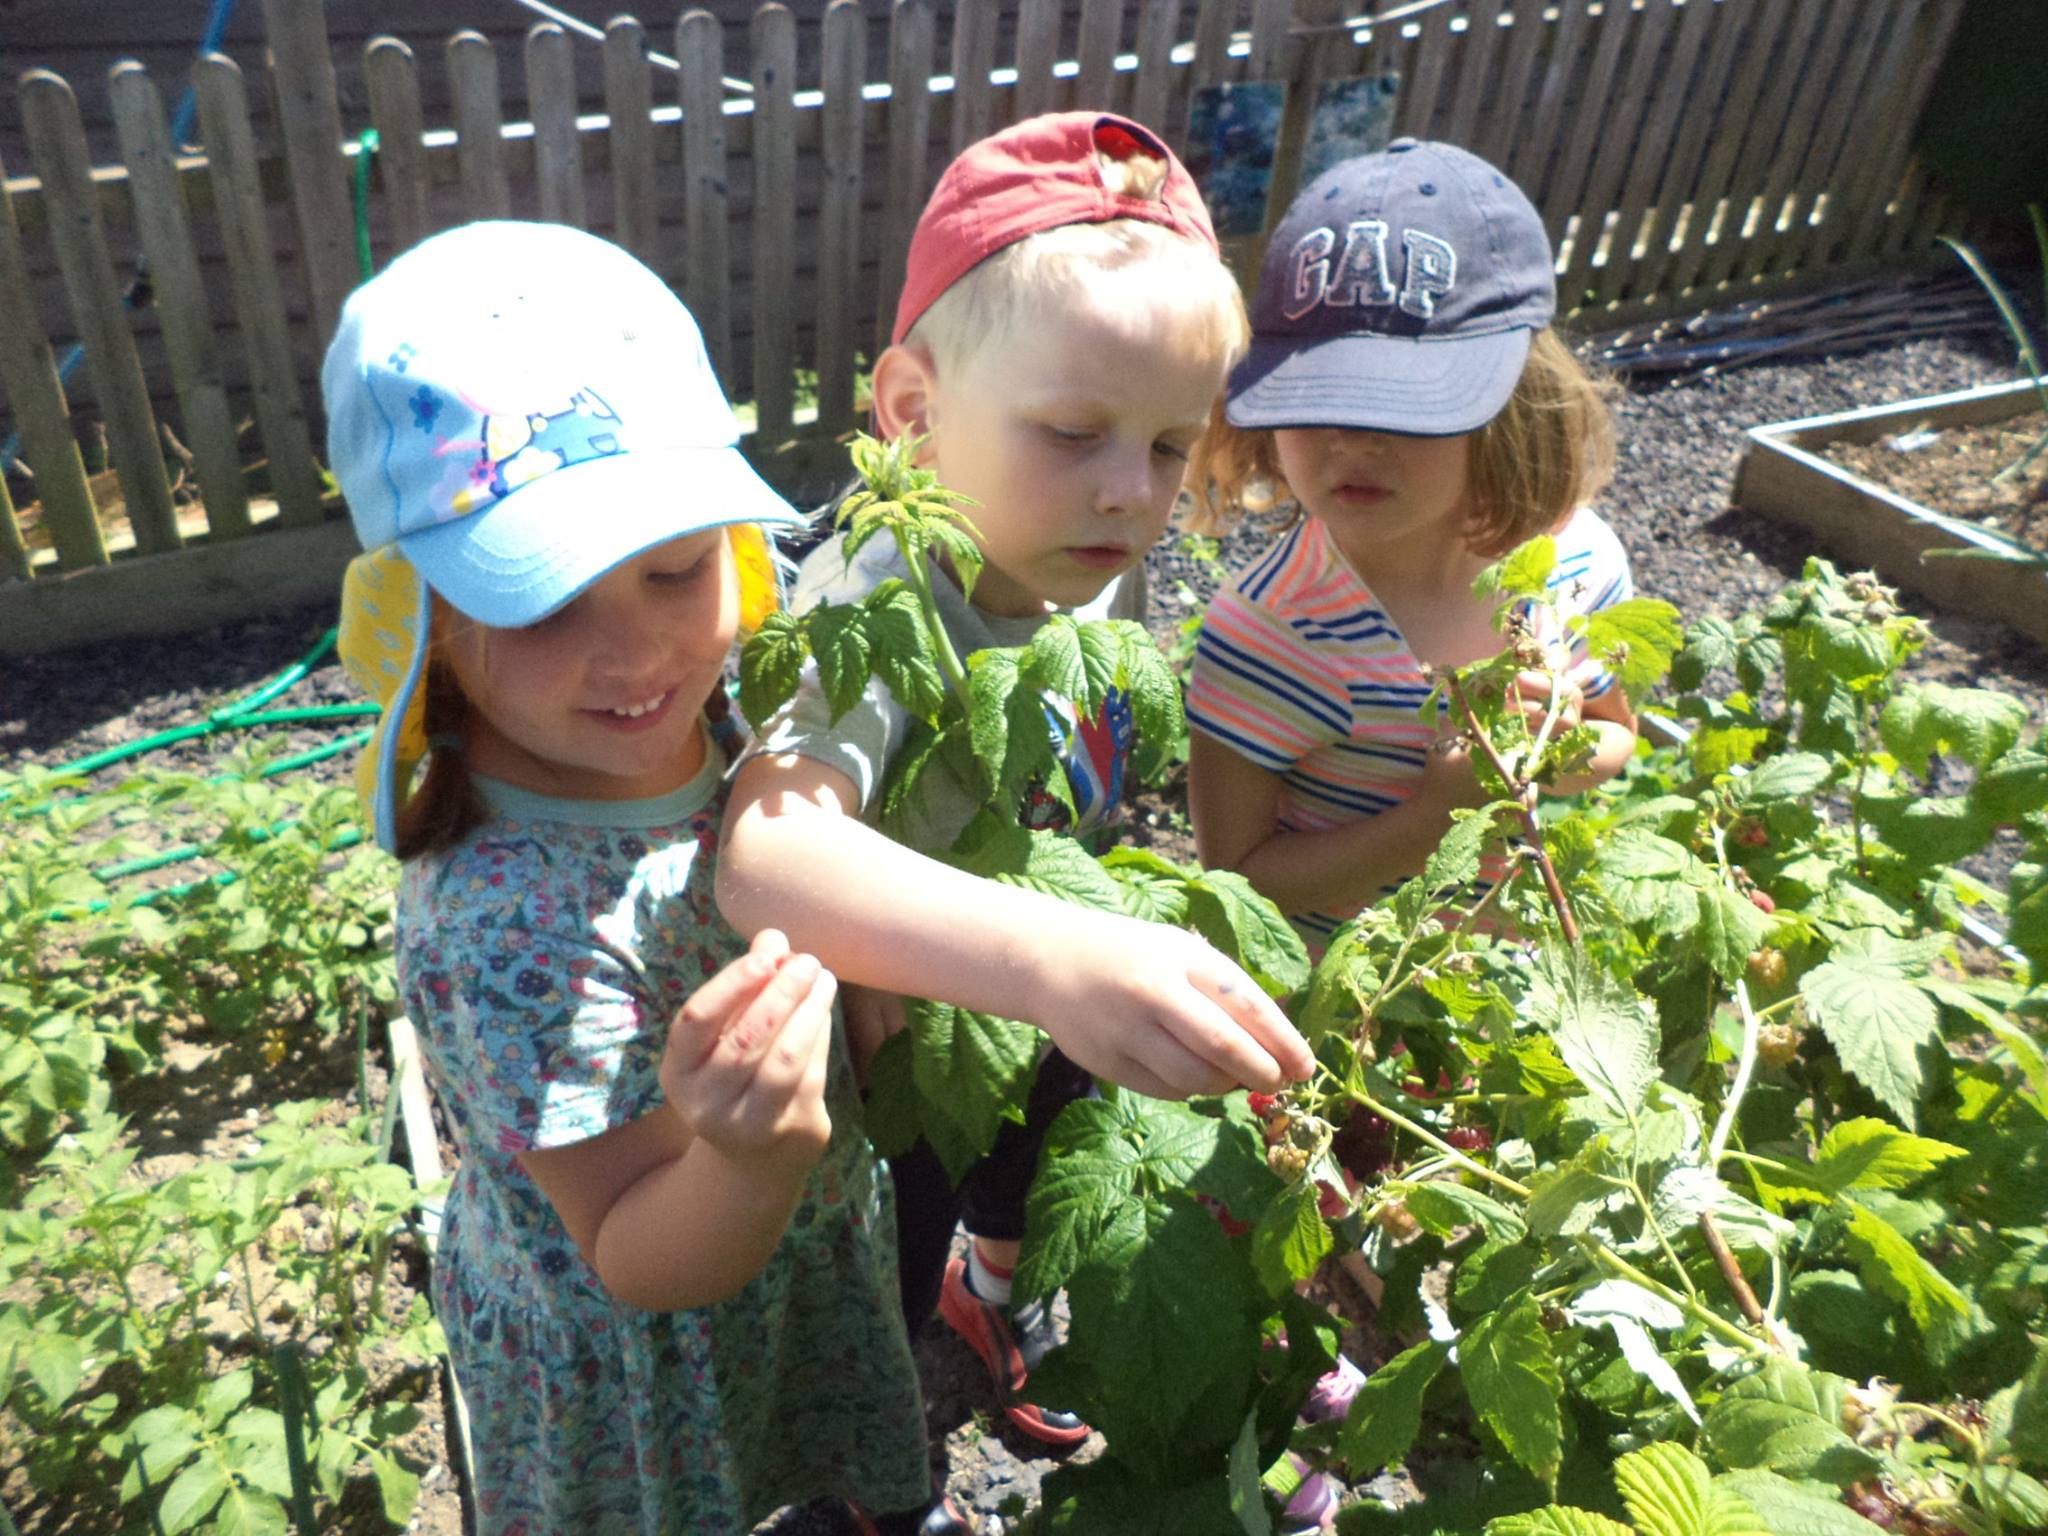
[1004,554,2048,1535]
[0,1100,441,1533]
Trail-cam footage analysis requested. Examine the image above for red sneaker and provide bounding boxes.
[936,1256,1091,1448]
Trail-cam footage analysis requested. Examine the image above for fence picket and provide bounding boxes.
[817,0,867,435]
[0,144,103,570]
[1130,0,1183,132]
[0,471,27,582]
[1247,0,1292,82]
[1395,2,1454,140]
[258,0,358,352]
[603,19,660,269]
[950,0,999,153]
[20,71,179,556]
[364,38,432,255]
[448,31,513,221]
[1512,0,1587,201]
[1661,0,1795,296]
[1476,0,1546,169]
[877,0,936,361]
[1768,0,1900,279]
[751,4,798,442]
[1444,0,1509,153]
[193,53,328,529]
[525,23,587,228]
[677,9,732,388]
[1691,0,1828,291]
[1541,0,1632,245]
[108,64,252,539]
[1560,0,1683,306]
[1015,0,1062,121]
[1078,0,1124,109]
[1727,0,1861,284]
[1189,0,1236,87]
[1841,0,1962,265]
[1622,0,1750,303]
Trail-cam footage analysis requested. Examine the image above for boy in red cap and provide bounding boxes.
[719,113,1310,1449]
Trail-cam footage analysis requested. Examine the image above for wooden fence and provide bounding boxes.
[0,0,1977,653]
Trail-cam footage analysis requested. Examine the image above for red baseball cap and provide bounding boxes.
[891,111,1219,345]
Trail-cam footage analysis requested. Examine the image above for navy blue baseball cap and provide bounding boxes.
[1227,139,1556,437]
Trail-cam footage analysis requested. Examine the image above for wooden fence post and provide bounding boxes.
[1077,0,1125,110]
[364,38,433,256]
[603,18,661,268]
[677,8,733,390]
[0,144,102,570]
[950,0,999,153]
[818,0,868,437]
[877,0,936,362]
[527,22,589,228]
[108,63,253,539]
[0,470,27,582]
[752,4,799,443]
[20,70,180,556]
[1130,0,1184,135]
[259,0,359,351]
[194,53,329,529]
[1183,0,1235,145]
[1014,0,1061,122]
[448,31,513,222]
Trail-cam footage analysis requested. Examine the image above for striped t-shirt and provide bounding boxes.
[1186,507,1634,939]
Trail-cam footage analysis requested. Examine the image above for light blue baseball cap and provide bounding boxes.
[323,219,802,628]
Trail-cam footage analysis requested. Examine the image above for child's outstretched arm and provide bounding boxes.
[717,753,1314,1100]
[519,929,836,1312]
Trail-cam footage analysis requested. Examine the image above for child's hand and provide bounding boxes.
[841,981,910,1088]
[1028,914,1312,1099]
[661,929,837,1182]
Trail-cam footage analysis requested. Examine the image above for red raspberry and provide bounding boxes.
[1246,1092,1279,1118]
[1446,1126,1493,1152]
[1748,889,1777,914]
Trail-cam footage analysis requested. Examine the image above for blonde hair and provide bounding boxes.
[907,215,1249,383]
[1183,328,1616,556]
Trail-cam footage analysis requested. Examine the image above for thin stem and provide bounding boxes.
[1336,1081,1531,1200]
[1707,821,1763,1166]
[893,530,973,707]
[1627,1175,1702,1301]
[1445,672,1580,944]
[1572,1237,1772,1359]
[1696,1211,1777,1342]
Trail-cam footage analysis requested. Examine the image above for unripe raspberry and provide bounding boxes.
[1757,1023,1803,1069]
[1268,1143,1311,1182]
[1748,889,1777,915]
[1262,1112,1294,1146]
[1747,948,1789,988]
[1375,1200,1420,1241]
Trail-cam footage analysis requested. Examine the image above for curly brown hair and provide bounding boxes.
[1181,328,1616,557]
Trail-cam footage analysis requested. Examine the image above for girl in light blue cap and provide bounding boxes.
[330,221,960,1535]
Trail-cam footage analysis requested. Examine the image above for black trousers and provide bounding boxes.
[887,1048,1095,1331]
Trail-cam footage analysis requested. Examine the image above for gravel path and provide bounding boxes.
[4,326,2039,1535]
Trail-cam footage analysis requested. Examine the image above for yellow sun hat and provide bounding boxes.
[326,221,803,854]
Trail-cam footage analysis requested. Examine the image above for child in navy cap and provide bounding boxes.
[1184,139,1641,944]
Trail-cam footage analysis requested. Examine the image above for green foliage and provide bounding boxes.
[0,751,432,1532]
[1001,554,2048,1533]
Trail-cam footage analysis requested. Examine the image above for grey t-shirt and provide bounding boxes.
[751,530,1143,854]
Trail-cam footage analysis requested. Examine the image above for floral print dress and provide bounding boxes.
[396,751,931,1535]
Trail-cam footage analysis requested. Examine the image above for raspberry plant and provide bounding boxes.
[745,451,2048,1536]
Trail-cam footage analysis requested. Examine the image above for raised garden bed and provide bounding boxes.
[1732,376,2048,644]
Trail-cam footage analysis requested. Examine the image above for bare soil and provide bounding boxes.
[1822,416,2048,543]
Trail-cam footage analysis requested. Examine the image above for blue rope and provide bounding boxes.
[0,0,241,478]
